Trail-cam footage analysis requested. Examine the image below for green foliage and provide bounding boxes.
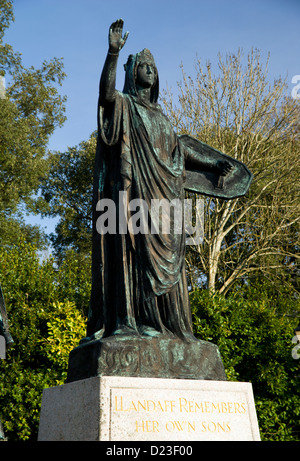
[0,0,66,248]
[0,1,14,39]
[190,285,300,441]
[0,1,21,74]
[38,133,96,258]
[54,250,91,316]
[0,241,90,440]
[1,362,55,440]
[39,301,86,383]
[0,2,299,442]
[0,243,299,441]
[0,214,48,250]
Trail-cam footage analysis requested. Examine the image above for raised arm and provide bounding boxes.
[99,19,129,105]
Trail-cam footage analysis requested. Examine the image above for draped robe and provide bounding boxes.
[86,49,252,343]
[88,90,196,341]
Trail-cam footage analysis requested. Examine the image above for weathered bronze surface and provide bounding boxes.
[67,337,226,383]
[182,135,252,199]
[67,19,252,382]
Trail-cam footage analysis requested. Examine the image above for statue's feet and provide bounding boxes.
[110,325,140,338]
[79,329,104,344]
[138,325,162,338]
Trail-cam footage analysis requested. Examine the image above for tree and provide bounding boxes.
[0,240,88,440]
[162,49,300,294]
[191,284,300,441]
[38,133,96,258]
[0,0,66,247]
[0,239,299,441]
[40,49,299,289]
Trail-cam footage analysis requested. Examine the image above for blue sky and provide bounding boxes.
[4,0,300,236]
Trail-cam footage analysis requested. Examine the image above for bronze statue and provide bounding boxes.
[85,19,252,343]
[66,19,252,383]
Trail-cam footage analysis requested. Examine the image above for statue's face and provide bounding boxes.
[136,62,156,89]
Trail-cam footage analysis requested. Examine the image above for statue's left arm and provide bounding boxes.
[184,144,233,177]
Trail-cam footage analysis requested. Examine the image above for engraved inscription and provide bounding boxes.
[110,386,256,441]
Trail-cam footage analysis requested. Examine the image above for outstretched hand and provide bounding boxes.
[218,160,233,176]
[109,19,129,54]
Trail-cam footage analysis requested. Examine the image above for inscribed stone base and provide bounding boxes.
[66,336,226,383]
[38,376,261,441]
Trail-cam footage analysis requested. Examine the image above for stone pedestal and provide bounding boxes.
[66,336,227,382]
[38,376,260,441]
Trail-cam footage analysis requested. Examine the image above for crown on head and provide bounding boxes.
[136,48,155,65]
[124,49,155,72]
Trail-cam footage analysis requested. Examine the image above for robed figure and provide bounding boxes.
[86,20,252,343]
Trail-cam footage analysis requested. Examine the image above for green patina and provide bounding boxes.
[68,19,252,381]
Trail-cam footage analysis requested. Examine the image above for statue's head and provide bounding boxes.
[123,49,159,103]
